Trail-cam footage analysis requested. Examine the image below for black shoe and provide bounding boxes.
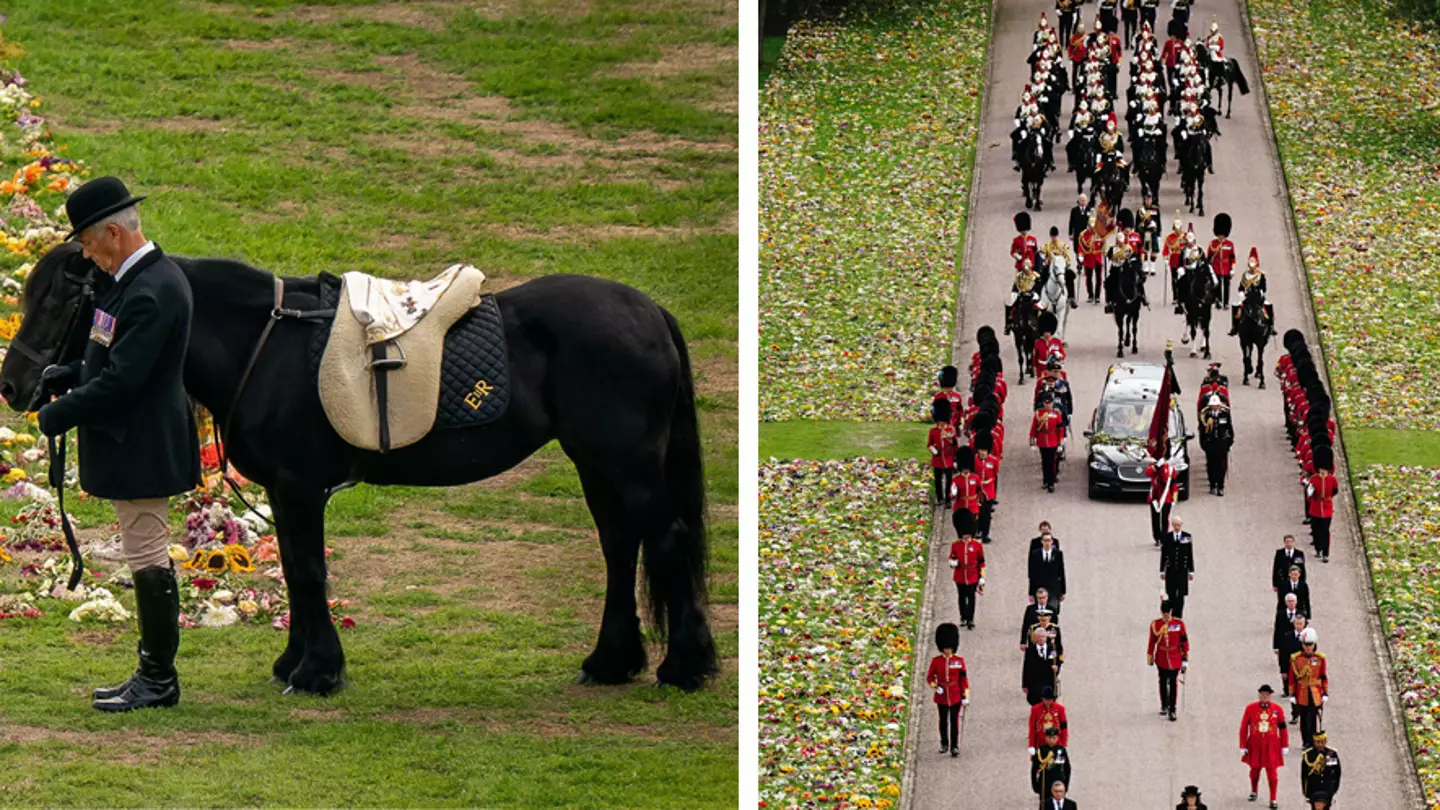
[93,642,141,700]
[1174,305,1184,315]
[950,745,960,757]
[1228,327,1237,336]
[1321,554,1330,563]
[1046,484,1055,492]
[1168,710,1177,722]
[1248,794,1257,802]
[1217,488,1224,497]
[1269,803,1278,810]
[93,566,181,713]
[966,621,975,630]
[939,744,950,754]
[1158,707,1168,715]
[981,537,992,544]
[1069,299,1078,309]
[1303,516,1312,525]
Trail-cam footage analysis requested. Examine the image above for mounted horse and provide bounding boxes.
[1132,134,1166,208]
[1018,127,1051,211]
[1037,253,1071,341]
[1067,128,1098,197]
[1009,290,1041,382]
[0,242,719,695]
[1178,129,1209,216]
[1104,254,1146,358]
[1195,44,1249,118]
[1237,286,1271,389]
[1175,253,1217,359]
[1095,155,1129,215]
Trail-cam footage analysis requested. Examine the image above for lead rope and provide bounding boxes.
[48,432,84,590]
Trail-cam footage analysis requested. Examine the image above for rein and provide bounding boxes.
[215,276,335,526]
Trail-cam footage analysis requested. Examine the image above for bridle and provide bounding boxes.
[15,268,97,590]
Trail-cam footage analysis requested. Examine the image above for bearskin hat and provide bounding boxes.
[1312,444,1334,472]
[1295,360,1319,389]
[935,622,961,651]
[1307,415,1331,440]
[981,353,1003,376]
[972,410,995,436]
[1305,381,1328,405]
[932,398,953,424]
[955,445,975,472]
[1168,18,1187,38]
[977,325,996,345]
[1117,207,1135,230]
[1038,310,1059,335]
[1283,329,1306,354]
[1289,345,1311,366]
[972,432,994,453]
[1015,211,1032,232]
[1214,212,1232,238]
[938,365,959,388]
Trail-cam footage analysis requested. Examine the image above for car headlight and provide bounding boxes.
[1090,458,1116,471]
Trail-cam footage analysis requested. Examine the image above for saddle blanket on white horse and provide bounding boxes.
[341,264,484,345]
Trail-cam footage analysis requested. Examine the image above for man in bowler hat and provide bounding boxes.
[37,176,201,712]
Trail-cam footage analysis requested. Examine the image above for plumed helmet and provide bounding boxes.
[1015,211,1032,232]
[1207,394,1224,408]
[955,445,975,472]
[935,622,960,651]
[939,365,959,388]
[1249,246,1260,266]
[972,433,994,453]
[1039,310,1059,334]
[1117,208,1135,230]
[1283,329,1306,353]
[1300,627,1318,645]
[1312,444,1334,472]
[1214,212,1232,237]
[932,398,953,424]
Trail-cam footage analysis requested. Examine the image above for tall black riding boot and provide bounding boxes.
[93,565,181,712]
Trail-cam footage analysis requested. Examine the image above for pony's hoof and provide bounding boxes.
[287,659,345,696]
[1190,349,1198,358]
[1131,345,1139,355]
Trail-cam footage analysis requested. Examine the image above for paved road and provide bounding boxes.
[902,0,1419,807]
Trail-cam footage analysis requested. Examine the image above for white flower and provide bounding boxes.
[69,596,131,623]
[0,428,15,442]
[198,602,240,627]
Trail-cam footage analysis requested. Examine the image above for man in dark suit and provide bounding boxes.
[1029,533,1067,603]
[1160,516,1195,617]
[1046,780,1079,810]
[1274,612,1308,698]
[37,177,201,713]
[1023,587,1063,641]
[1271,534,1306,592]
[1068,193,1090,257]
[1029,521,1063,554]
[1023,626,1062,705]
[1277,565,1312,615]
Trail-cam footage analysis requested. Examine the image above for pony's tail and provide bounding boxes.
[1230,59,1250,95]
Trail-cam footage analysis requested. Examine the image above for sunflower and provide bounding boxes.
[223,544,256,574]
[205,549,230,574]
[182,549,209,571]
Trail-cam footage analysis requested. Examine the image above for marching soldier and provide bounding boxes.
[935,365,967,428]
[1147,599,1189,721]
[1145,457,1179,547]
[1300,730,1342,806]
[1160,516,1195,617]
[949,527,986,630]
[1288,627,1329,750]
[951,446,982,540]
[974,434,999,543]
[1028,686,1069,750]
[1023,626,1063,705]
[928,399,958,506]
[1078,219,1105,303]
[1239,684,1290,809]
[1031,394,1067,492]
[925,622,970,757]
[1162,213,1187,291]
[1208,213,1237,310]
[1306,446,1339,563]
[1199,395,1233,496]
[1031,727,1073,803]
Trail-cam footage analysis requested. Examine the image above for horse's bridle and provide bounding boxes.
[12,269,97,590]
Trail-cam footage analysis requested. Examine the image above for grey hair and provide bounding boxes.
[82,205,141,238]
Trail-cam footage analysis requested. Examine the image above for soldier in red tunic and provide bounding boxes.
[1147,599,1190,721]
[1028,687,1069,752]
[1078,220,1105,303]
[1145,458,1179,547]
[1306,446,1339,562]
[1240,684,1290,809]
[1207,212,1237,310]
[974,434,1000,544]
[1162,212,1187,292]
[951,446,982,541]
[1196,362,1229,419]
[950,527,986,629]
[934,365,967,428]
[928,399,958,507]
[1033,310,1066,379]
[1031,394,1067,492]
[1013,211,1039,273]
[925,622,970,757]
[1287,627,1329,750]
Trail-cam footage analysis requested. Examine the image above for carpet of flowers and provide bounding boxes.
[759,0,988,422]
[1356,466,1440,808]
[759,459,929,809]
[1250,0,1440,429]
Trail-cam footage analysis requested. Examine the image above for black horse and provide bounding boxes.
[1096,157,1129,214]
[1067,130,1098,197]
[1132,135,1165,208]
[1019,129,1050,211]
[1105,259,1146,357]
[0,243,718,694]
[1196,46,1250,118]
[1010,291,1040,383]
[1175,258,1217,359]
[1179,131,1208,216]
[1237,286,1271,389]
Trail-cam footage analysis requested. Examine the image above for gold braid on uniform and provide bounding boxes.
[1035,750,1056,779]
[1302,749,1327,775]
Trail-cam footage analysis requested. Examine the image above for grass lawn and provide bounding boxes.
[0,0,737,805]
[759,33,786,87]
[759,420,925,461]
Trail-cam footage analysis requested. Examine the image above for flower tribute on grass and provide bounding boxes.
[759,459,929,809]
[759,0,988,422]
[1356,466,1440,809]
[1249,0,1440,429]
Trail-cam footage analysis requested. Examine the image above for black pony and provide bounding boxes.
[1176,257,1217,359]
[1195,46,1250,118]
[1237,286,1271,389]
[1179,131,1209,216]
[1132,135,1165,208]
[1009,291,1040,383]
[1019,128,1050,211]
[0,243,719,694]
[1067,130,1098,197]
[1096,157,1129,214]
[1104,258,1145,357]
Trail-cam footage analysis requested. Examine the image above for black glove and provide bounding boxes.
[40,364,77,395]
[37,402,65,437]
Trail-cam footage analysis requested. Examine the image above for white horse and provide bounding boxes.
[1038,253,1070,340]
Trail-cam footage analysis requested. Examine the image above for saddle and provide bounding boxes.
[315,266,510,451]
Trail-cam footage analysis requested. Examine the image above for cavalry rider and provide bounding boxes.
[1175,224,1217,315]
[1232,247,1279,337]
[1031,113,1058,172]
[1103,240,1148,311]
[1287,627,1329,751]
[1200,394,1234,496]
[1066,104,1097,173]
[1147,598,1190,722]
[1007,259,1041,336]
[1136,100,1169,166]
[1208,212,1237,310]
[926,622,970,757]
[1204,17,1225,64]
[1042,225,1079,307]
[1145,456,1178,547]
[1176,109,1214,175]
[928,398,958,507]
[1031,393,1066,493]
[1078,217,1105,303]
[1099,116,1126,166]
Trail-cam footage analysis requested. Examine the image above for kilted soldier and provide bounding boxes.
[974,433,1000,543]
[1199,395,1233,496]
[1098,0,1119,35]
[1031,727,1073,802]
[929,399,958,506]
[1145,457,1179,546]
[949,527,986,630]
[1028,686,1069,749]
[1159,517,1195,617]
[1147,599,1189,721]
[1031,394,1067,492]
[1137,193,1162,276]
[1023,626,1063,705]
[1306,447,1339,562]
[951,446,982,539]
[1208,213,1237,309]
[926,622,970,757]
[1300,730,1341,806]
[1288,627,1329,750]
[36,177,202,712]
[1240,684,1290,809]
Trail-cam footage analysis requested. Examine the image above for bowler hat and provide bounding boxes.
[1258,683,1274,694]
[65,176,146,240]
[1181,785,1201,798]
[1040,685,1054,699]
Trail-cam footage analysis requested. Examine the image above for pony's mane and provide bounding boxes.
[172,255,324,309]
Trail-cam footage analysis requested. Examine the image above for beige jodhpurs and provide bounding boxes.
[112,498,173,571]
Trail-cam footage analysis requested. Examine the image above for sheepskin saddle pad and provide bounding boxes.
[313,265,511,451]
